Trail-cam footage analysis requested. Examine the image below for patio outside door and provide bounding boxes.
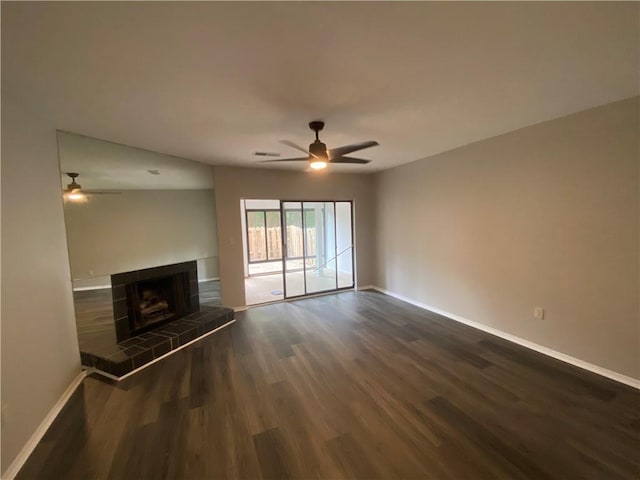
[281,200,354,299]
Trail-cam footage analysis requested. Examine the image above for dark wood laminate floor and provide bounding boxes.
[18,291,640,479]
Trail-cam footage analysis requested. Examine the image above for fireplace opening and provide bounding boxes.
[126,273,190,335]
[112,261,200,342]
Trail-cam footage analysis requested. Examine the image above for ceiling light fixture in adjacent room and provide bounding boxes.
[63,172,87,202]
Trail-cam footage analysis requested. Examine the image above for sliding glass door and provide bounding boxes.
[281,200,354,299]
[281,202,305,297]
[335,202,354,288]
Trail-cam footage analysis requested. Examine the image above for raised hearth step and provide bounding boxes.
[80,306,234,379]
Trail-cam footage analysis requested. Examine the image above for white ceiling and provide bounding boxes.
[3,2,638,173]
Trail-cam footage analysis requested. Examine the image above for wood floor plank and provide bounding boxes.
[16,290,640,479]
[325,432,382,480]
[253,427,292,480]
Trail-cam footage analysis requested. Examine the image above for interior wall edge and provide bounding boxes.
[1,105,84,474]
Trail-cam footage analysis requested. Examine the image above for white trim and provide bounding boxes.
[198,277,220,283]
[92,319,236,381]
[234,306,249,312]
[73,277,220,291]
[356,284,375,291]
[72,285,111,292]
[72,277,219,291]
[246,299,283,308]
[369,286,640,390]
[2,371,87,480]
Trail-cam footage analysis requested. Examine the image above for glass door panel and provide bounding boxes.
[281,202,305,297]
[265,210,282,260]
[304,202,337,294]
[281,200,354,298]
[335,202,354,288]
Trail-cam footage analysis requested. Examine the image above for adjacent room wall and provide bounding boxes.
[213,167,376,308]
[1,99,81,473]
[64,189,219,284]
[375,97,640,379]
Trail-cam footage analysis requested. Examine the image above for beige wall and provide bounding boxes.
[73,256,219,290]
[63,189,219,283]
[213,167,376,307]
[375,98,640,379]
[1,102,81,471]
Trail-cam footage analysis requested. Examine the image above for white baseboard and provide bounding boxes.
[369,286,640,390]
[198,277,220,283]
[2,371,87,480]
[356,284,376,291]
[72,285,111,292]
[73,277,219,292]
[234,306,249,312]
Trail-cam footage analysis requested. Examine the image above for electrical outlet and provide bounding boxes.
[534,307,545,320]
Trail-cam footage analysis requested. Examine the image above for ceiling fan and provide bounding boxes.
[63,172,121,201]
[260,121,379,170]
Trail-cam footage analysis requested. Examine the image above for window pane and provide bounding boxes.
[285,210,303,259]
[247,211,266,261]
[265,211,282,260]
[247,211,265,228]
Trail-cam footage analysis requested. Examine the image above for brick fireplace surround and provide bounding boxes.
[79,261,234,378]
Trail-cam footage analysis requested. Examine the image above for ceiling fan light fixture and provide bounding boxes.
[260,121,377,170]
[64,189,87,202]
[63,172,87,201]
[309,160,327,170]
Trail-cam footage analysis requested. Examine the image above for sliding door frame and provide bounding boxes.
[280,199,355,300]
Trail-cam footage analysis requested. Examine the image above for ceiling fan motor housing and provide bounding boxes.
[309,141,328,159]
[67,180,82,191]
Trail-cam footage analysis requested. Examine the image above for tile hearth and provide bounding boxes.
[80,305,234,378]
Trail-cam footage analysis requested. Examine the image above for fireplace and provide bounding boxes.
[111,261,199,342]
[127,274,189,334]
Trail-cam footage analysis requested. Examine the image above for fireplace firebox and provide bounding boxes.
[127,273,189,334]
[111,261,199,342]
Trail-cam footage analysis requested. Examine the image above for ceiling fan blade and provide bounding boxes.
[328,140,378,159]
[329,156,371,164]
[260,157,311,163]
[280,140,312,155]
[253,151,281,157]
[83,190,122,195]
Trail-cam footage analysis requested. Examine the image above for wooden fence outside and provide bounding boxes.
[248,226,316,262]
